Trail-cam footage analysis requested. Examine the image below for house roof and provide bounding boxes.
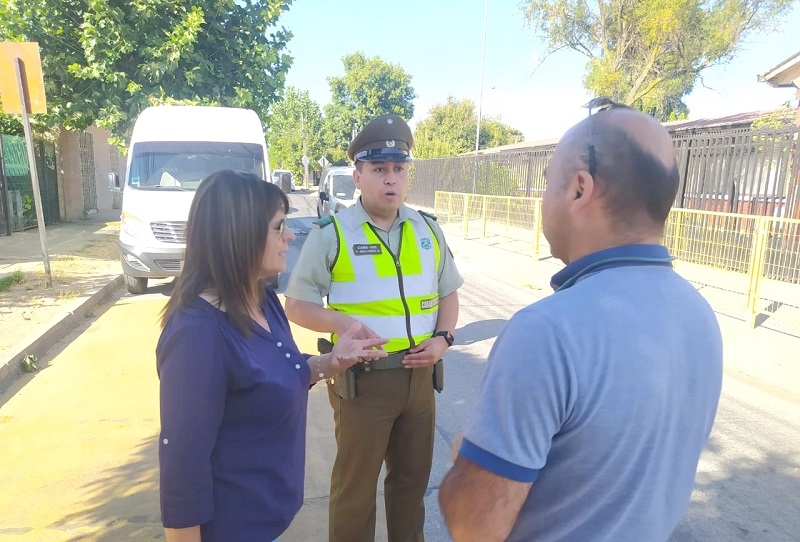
[758,50,800,88]
[461,137,560,156]
[464,107,790,155]
[662,110,773,131]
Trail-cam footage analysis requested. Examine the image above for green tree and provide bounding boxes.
[413,97,525,158]
[522,0,795,120]
[0,0,294,147]
[751,102,798,130]
[267,87,324,184]
[322,52,416,164]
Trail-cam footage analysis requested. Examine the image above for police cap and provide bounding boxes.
[347,114,414,163]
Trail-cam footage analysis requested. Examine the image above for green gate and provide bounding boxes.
[0,135,60,233]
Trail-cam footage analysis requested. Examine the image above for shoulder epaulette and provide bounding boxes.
[418,210,437,222]
[314,216,335,228]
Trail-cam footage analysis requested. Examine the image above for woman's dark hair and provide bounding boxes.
[160,170,289,335]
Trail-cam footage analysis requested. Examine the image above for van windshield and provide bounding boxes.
[331,174,357,199]
[128,141,265,191]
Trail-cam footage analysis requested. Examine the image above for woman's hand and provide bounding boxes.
[328,322,388,375]
[335,315,384,342]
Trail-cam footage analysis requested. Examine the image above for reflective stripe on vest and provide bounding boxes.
[329,216,441,352]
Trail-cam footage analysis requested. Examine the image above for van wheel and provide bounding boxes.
[124,274,148,295]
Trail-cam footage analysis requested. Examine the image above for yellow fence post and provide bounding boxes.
[462,193,470,239]
[672,210,683,260]
[481,195,488,238]
[505,197,511,240]
[746,216,769,328]
[533,198,543,255]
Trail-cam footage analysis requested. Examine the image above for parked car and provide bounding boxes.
[272,169,295,192]
[317,166,358,218]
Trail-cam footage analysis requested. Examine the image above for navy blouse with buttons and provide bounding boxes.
[157,288,311,542]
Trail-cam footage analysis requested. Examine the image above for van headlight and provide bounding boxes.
[122,214,149,239]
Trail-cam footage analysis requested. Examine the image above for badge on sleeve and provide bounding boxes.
[420,238,432,250]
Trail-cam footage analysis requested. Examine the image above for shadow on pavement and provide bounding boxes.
[454,318,508,346]
[47,434,163,540]
[670,398,800,541]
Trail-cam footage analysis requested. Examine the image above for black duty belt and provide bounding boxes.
[358,350,408,371]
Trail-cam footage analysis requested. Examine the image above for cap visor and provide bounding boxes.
[359,154,413,163]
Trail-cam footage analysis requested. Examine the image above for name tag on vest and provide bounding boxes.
[420,297,439,310]
[353,244,382,256]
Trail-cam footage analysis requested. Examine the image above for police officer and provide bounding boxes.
[285,113,463,542]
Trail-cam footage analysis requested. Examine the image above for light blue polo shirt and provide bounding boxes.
[460,244,723,541]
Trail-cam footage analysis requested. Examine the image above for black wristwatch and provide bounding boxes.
[434,330,454,347]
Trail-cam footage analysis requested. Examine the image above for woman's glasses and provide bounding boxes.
[269,219,287,238]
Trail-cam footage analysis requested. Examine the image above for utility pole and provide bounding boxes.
[301,110,308,188]
[473,0,489,194]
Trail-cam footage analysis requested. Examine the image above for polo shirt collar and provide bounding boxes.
[551,244,674,292]
[351,198,423,230]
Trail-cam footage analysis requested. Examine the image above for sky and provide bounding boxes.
[278,0,800,144]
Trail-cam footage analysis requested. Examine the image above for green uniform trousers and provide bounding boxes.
[327,364,435,542]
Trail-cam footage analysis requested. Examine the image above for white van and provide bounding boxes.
[317,166,358,218]
[271,169,295,192]
[109,105,269,294]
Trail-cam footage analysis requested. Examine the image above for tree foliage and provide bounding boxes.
[266,87,324,183]
[413,97,525,158]
[323,52,416,164]
[751,102,798,130]
[0,0,294,147]
[522,0,795,120]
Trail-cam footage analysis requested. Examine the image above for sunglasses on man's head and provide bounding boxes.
[583,97,632,177]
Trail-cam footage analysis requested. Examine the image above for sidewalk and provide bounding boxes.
[0,210,123,392]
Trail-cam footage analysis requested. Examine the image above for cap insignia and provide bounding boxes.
[386,140,396,148]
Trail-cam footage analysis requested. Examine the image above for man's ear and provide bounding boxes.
[570,170,595,208]
[353,168,362,188]
[566,171,596,219]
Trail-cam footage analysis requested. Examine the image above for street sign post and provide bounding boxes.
[301,155,309,188]
[0,42,52,287]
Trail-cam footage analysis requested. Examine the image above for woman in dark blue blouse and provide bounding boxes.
[156,170,387,542]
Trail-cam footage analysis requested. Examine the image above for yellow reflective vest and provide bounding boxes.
[328,214,441,353]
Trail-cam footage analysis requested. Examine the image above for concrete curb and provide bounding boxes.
[0,275,124,393]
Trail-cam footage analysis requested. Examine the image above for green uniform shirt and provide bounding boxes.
[285,200,463,305]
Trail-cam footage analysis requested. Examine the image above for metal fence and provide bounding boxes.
[410,125,800,220]
[674,126,800,218]
[408,145,556,209]
[0,135,60,234]
[434,191,800,330]
[79,131,97,213]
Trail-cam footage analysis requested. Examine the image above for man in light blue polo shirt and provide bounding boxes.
[438,99,723,542]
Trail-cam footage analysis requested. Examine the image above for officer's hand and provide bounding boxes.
[329,322,388,374]
[402,336,448,368]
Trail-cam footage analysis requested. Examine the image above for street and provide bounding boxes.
[0,188,798,541]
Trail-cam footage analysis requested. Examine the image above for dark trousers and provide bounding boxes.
[327,364,435,542]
